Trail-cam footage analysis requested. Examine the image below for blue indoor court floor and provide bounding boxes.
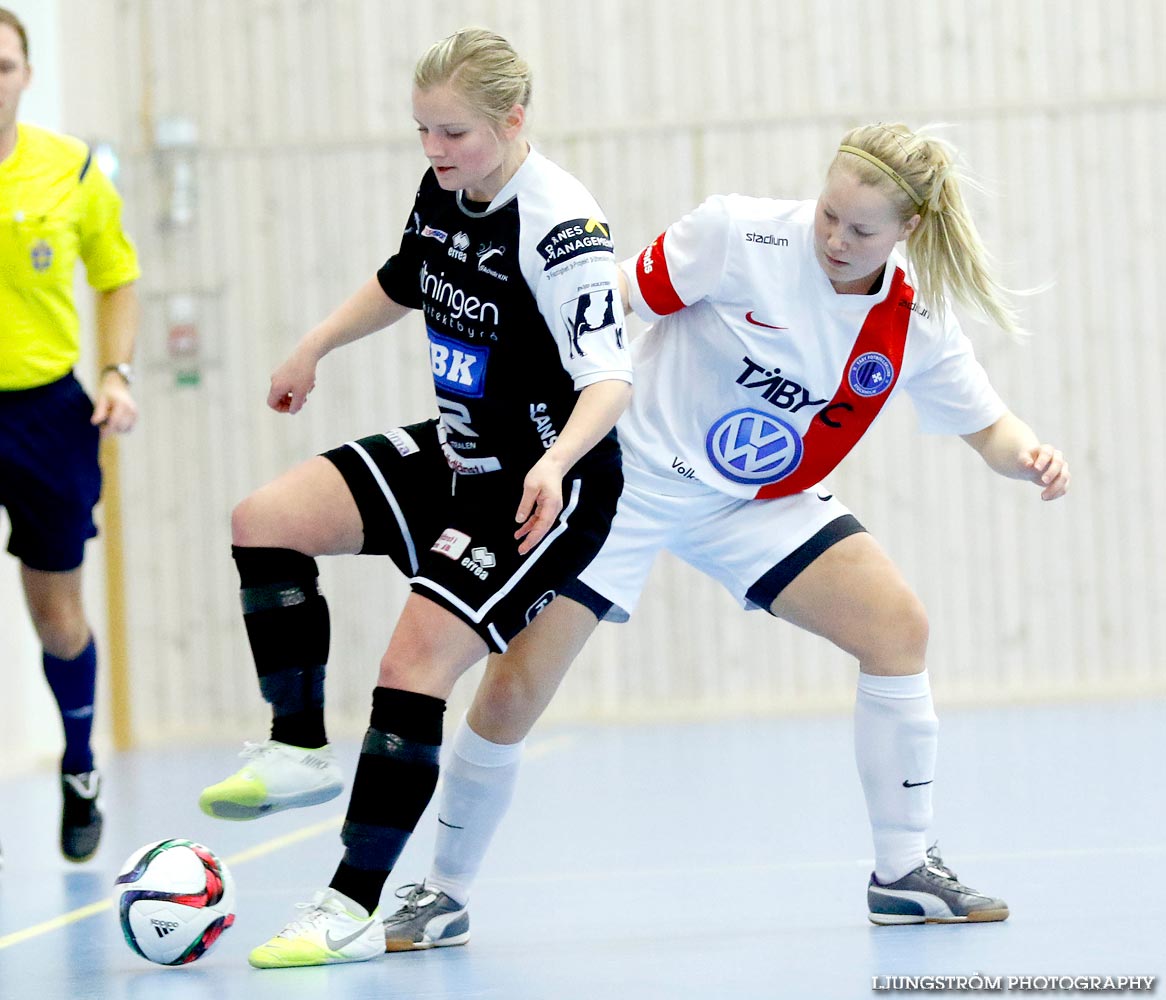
[1,699,1163,1000]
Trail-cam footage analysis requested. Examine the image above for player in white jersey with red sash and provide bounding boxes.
[351,123,1071,943]
[574,192,1011,623]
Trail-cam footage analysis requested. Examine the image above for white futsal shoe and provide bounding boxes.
[198,739,343,820]
[249,888,383,968]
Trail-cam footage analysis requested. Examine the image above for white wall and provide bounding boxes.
[33,0,1166,748]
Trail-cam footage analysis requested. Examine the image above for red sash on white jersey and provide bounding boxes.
[755,267,913,499]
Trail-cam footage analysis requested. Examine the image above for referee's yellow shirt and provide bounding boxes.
[0,123,141,390]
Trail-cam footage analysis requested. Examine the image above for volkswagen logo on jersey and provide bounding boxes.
[848,352,895,397]
[429,328,488,398]
[705,408,803,485]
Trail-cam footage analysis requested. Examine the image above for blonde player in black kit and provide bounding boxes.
[196,28,632,968]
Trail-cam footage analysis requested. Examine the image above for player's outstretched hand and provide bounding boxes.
[514,454,566,555]
[267,348,318,414]
[1023,443,1069,501]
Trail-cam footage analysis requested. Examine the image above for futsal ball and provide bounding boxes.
[114,839,236,965]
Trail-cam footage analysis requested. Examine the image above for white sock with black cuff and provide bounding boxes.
[426,714,524,907]
[854,670,938,884]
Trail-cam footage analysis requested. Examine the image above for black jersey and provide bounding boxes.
[377,148,632,478]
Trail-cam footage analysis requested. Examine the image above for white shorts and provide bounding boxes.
[571,464,864,621]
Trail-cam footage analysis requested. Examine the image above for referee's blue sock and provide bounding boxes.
[43,637,98,774]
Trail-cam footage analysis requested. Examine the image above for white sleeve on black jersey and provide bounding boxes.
[622,195,733,321]
[531,215,633,389]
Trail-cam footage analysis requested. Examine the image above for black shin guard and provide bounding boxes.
[233,545,329,747]
[333,688,446,913]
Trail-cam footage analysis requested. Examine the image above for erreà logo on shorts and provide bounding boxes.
[705,407,803,485]
[432,528,471,560]
[537,218,614,270]
[460,546,496,581]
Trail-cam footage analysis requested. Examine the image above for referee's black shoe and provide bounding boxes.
[60,770,103,863]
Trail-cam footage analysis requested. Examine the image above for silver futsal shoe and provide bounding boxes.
[868,844,1010,924]
[383,882,470,951]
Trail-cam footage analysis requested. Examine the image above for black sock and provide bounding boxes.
[329,860,384,915]
[271,708,327,749]
[330,687,446,914]
[233,545,330,743]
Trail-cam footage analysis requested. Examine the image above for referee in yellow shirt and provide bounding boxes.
[1,7,140,863]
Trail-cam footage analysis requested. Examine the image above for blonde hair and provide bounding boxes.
[832,123,1026,337]
[414,28,532,128]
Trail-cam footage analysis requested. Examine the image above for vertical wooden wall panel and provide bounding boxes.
[48,0,1166,744]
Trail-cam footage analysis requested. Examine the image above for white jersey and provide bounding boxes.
[619,195,1006,499]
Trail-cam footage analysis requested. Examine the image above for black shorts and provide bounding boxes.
[0,373,102,572]
[322,419,622,653]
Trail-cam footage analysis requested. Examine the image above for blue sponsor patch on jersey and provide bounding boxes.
[705,408,803,485]
[848,352,894,397]
[428,328,488,398]
[537,217,615,270]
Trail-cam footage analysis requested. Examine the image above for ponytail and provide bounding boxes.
[833,123,1027,337]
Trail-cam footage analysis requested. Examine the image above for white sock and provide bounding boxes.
[426,714,524,906]
[854,670,938,884]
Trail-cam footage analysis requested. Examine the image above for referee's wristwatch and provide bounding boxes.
[101,362,135,385]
